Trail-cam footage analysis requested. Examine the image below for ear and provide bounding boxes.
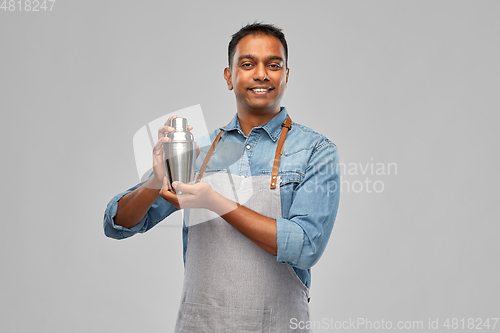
[224,67,233,90]
[285,67,289,84]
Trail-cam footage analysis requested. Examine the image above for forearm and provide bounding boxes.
[161,182,278,255]
[114,178,162,229]
[212,193,277,256]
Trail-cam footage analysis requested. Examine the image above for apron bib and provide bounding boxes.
[175,116,311,332]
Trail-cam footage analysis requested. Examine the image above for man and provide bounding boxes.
[104,23,340,332]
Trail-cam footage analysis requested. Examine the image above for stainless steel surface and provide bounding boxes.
[164,117,195,192]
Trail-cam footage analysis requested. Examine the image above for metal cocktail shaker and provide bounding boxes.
[163,117,196,193]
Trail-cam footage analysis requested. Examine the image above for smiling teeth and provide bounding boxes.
[252,88,269,92]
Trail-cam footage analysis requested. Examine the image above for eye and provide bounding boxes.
[241,63,254,68]
[268,64,282,69]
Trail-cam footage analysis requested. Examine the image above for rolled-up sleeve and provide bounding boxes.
[276,142,340,270]
[103,182,178,239]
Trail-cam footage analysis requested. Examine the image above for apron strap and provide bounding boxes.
[195,129,224,183]
[196,115,292,189]
[270,115,292,189]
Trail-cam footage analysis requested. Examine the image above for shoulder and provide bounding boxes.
[284,121,338,156]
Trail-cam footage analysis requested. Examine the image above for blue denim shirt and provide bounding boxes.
[103,107,340,288]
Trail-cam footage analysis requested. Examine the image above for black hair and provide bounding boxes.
[228,22,288,68]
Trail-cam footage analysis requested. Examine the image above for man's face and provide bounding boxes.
[224,34,289,115]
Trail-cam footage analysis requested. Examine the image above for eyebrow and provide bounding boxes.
[237,55,284,63]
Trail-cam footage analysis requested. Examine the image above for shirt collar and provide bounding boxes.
[221,107,289,142]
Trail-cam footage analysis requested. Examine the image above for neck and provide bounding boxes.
[237,107,281,136]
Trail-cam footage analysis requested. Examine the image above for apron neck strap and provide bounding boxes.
[195,129,224,184]
[196,115,292,189]
[271,115,292,189]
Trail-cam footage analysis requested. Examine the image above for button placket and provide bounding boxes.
[241,131,262,177]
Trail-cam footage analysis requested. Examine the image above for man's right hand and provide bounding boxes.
[151,115,197,190]
[114,115,193,228]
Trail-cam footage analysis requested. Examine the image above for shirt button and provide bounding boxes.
[246,145,251,150]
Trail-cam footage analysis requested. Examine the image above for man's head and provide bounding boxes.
[224,23,289,116]
[228,22,288,69]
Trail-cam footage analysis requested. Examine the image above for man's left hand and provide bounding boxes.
[159,177,220,211]
[159,177,275,255]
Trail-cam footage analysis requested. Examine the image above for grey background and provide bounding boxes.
[1,0,499,332]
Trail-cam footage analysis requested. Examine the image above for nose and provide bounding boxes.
[253,63,269,81]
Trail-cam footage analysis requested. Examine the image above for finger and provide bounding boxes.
[159,188,180,209]
[162,176,172,192]
[158,126,175,140]
[172,181,193,194]
[158,115,178,140]
[164,115,177,127]
[153,137,170,156]
[187,125,193,131]
[153,139,163,157]
[195,143,200,158]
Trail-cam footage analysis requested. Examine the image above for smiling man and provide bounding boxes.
[104,23,340,332]
[226,32,289,124]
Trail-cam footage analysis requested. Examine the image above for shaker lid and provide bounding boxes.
[172,117,188,131]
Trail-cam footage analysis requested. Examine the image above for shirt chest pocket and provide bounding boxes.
[259,170,304,193]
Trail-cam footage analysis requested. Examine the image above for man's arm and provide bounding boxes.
[160,141,340,262]
[103,115,190,238]
[163,181,278,255]
[219,203,277,256]
[275,142,340,269]
[114,177,162,229]
[103,178,178,240]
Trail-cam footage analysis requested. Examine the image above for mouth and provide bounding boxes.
[249,87,274,95]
